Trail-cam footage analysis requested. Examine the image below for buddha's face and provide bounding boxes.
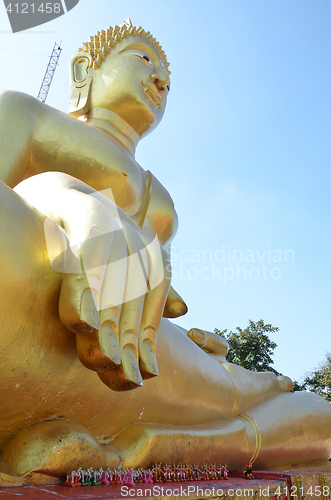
[89,36,170,137]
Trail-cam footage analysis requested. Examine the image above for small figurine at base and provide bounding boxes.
[63,463,232,486]
[91,468,103,485]
[80,468,92,486]
[63,468,82,487]
[100,468,110,485]
[243,462,254,480]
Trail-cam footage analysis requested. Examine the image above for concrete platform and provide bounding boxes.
[0,468,330,500]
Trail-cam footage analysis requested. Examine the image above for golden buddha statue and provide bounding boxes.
[0,20,330,486]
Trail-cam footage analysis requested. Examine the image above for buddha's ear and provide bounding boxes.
[68,51,94,117]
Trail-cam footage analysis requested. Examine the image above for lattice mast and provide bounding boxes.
[37,42,62,103]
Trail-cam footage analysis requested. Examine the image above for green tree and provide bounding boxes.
[215,319,280,374]
[292,380,305,392]
[300,352,331,402]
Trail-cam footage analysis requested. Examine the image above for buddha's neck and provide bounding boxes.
[80,107,140,156]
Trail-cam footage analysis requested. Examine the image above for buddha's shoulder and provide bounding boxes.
[1,90,38,108]
[0,90,65,122]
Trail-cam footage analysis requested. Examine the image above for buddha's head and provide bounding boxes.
[68,20,170,138]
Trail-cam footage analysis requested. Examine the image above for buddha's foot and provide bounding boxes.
[1,393,330,484]
[277,375,294,392]
[1,419,120,484]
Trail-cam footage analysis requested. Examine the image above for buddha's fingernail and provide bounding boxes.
[140,340,158,377]
[80,289,99,331]
[100,324,121,365]
[122,346,143,387]
[143,327,156,344]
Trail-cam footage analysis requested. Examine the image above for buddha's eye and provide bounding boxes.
[122,49,154,67]
[137,52,153,66]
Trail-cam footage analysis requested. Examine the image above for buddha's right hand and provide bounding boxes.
[57,196,171,391]
[15,173,171,391]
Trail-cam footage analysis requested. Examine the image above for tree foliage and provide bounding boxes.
[298,352,331,402]
[215,320,331,401]
[215,319,280,374]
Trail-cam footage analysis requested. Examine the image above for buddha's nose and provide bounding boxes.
[150,74,169,94]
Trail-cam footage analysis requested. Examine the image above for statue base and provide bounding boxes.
[0,464,330,499]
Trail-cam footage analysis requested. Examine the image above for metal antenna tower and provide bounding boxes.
[37,42,62,103]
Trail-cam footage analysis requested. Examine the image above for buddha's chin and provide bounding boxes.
[103,94,162,137]
[121,105,161,137]
[138,108,163,138]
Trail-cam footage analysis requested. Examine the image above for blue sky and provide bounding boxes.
[0,0,330,382]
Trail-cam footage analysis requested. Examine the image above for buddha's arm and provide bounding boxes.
[139,173,188,319]
[0,91,39,187]
[0,91,145,218]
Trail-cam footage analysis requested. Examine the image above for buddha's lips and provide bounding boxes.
[142,83,163,108]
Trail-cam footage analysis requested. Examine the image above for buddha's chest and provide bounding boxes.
[31,123,145,215]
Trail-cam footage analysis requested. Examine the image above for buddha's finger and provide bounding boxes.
[59,191,115,330]
[96,306,122,366]
[138,242,171,379]
[163,286,188,318]
[187,329,229,358]
[118,223,149,387]
[73,198,115,320]
[59,273,98,334]
[97,227,128,366]
[75,228,128,371]
[75,305,122,371]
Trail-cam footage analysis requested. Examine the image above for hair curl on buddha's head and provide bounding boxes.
[78,18,170,74]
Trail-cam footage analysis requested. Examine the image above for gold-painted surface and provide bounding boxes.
[0,459,23,487]
[238,414,262,465]
[163,286,188,318]
[23,474,62,485]
[2,420,119,478]
[320,474,331,500]
[0,20,331,483]
[290,475,304,500]
[288,473,331,500]
[273,462,331,472]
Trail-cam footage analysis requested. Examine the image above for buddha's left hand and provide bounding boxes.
[187,328,229,363]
